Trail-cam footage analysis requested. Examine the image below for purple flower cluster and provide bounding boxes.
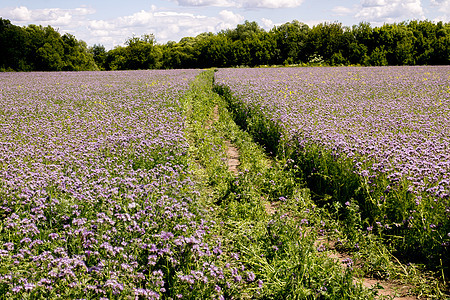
[0,70,245,298]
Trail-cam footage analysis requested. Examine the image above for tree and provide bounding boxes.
[2,18,450,71]
[224,20,263,41]
[90,44,107,70]
[247,31,277,66]
[0,18,29,71]
[194,33,232,68]
[161,37,198,69]
[348,42,369,65]
[271,20,310,64]
[368,46,388,66]
[62,33,98,71]
[307,22,350,64]
[430,22,450,65]
[124,34,161,69]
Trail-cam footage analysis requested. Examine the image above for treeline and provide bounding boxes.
[0,18,97,71]
[1,18,450,71]
[94,20,450,70]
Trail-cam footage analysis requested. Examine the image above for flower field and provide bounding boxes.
[215,66,450,265]
[0,70,253,299]
[0,67,448,298]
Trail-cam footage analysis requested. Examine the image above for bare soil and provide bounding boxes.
[314,238,418,299]
[225,140,240,175]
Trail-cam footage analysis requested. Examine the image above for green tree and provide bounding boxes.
[373,23,416,65]
[195,33,232,68]
[106,46,127,70]
[34,26,65,70]
[2,18,450,71]
[106,34,162,70]
[271,20,310,64]
[307,22,351,64]
[124,34,161,69]
[224,20,263,41]
[90,44,107,70]
[2,21,98,71]
[0,18,30,71]
[430,22,450,64]
[247,31,277,66]
[160,40,198,69]
[62,33,98,71]
[348,42,369,65]
[368,46,388,66]
[409,20,435,65]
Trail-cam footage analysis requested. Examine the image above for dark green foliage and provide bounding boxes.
[95,19,450,69]
[1,18,450,71]
[89,44,107,70]
[0,18,29,71]
[0,18,98,71]
[105,34,162,70]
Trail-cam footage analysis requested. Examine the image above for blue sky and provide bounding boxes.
[1,0,449,49]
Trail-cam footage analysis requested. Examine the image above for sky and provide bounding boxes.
[1,0,449,49]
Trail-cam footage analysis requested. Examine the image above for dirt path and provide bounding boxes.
[225,140,240,175]
[208,105,240,175]
[314,237,417,300]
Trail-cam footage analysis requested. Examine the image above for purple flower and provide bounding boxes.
[258,279,263,288]
[247,271,256,282]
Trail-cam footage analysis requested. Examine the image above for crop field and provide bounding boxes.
[0,67,449,299]
[0,70,230,298]
[215,66,450,262]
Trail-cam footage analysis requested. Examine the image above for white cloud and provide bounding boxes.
[331,6,356,16]
[73,7,96,16]
[84,7,244,48]
[168,0,304,8]
[361,0,387,7]
[218,10,244,24]
[333,0,450,24]
[430,0,449,8]
[243,0,304,8]
[430,0,450,18]
[89,20,114,30]
[170,0,234,6]
[0,5,95,26]
[260,18,274,29]
[215,10,244,31]
[0,5,247,49]
[356,0,425,23]
[7,6,32,21]
[429,0,450,22]
[117,10,155,27]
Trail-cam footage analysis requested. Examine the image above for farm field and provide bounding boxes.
[0,67,448,299]
[0,70,230,298]
[215,66,450,265]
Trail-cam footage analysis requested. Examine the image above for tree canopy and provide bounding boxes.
[0,18,97,71]
[1,18,449,71]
